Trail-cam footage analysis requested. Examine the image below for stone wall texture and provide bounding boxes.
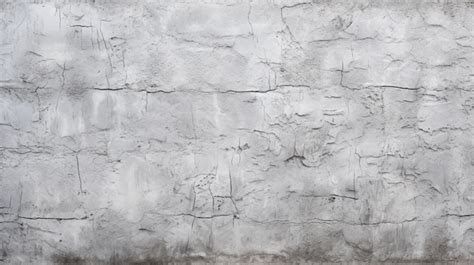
[0,0,473,264]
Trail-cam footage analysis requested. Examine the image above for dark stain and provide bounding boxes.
[108,254,218,265]
[50,228,467,265]
[109,255,167,265]
[0,249,6,262]
[52,253,86,265]
[49,251,470,264]
[423,233,451,261]
[286,238,337,262]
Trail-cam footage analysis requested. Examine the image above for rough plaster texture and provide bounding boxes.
[0,0,473,264]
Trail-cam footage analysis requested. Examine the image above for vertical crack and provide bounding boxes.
[228,168,240,220]
[145,91,148,112]
[96,29,102,50]
[75,151,85,195]
[122,49,128,84]
[247,0,255,40]
[208,185,215,250]
[280,3,312,50]
[16,185,23,220]
[339,60,345,88]
[190,103,197,140]
[55,62,67,112]
[100,23,113,73]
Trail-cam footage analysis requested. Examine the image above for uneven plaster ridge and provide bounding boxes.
[0,0,473,264]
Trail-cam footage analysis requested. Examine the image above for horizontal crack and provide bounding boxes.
[441,213,474,218]
[300,193,358,200]
[149,212,234,219]
[88,85,310,95]
[371,85,421,90]
[243,215,418,226]
[17,215,88,221]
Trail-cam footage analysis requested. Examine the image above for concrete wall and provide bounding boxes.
[0,0,473,263]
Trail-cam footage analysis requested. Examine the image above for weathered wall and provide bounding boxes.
[0,0,473,263]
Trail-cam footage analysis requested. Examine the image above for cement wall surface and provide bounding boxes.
[0,0,473,264]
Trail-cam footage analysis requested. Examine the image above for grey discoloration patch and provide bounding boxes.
[52,253,86,265]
